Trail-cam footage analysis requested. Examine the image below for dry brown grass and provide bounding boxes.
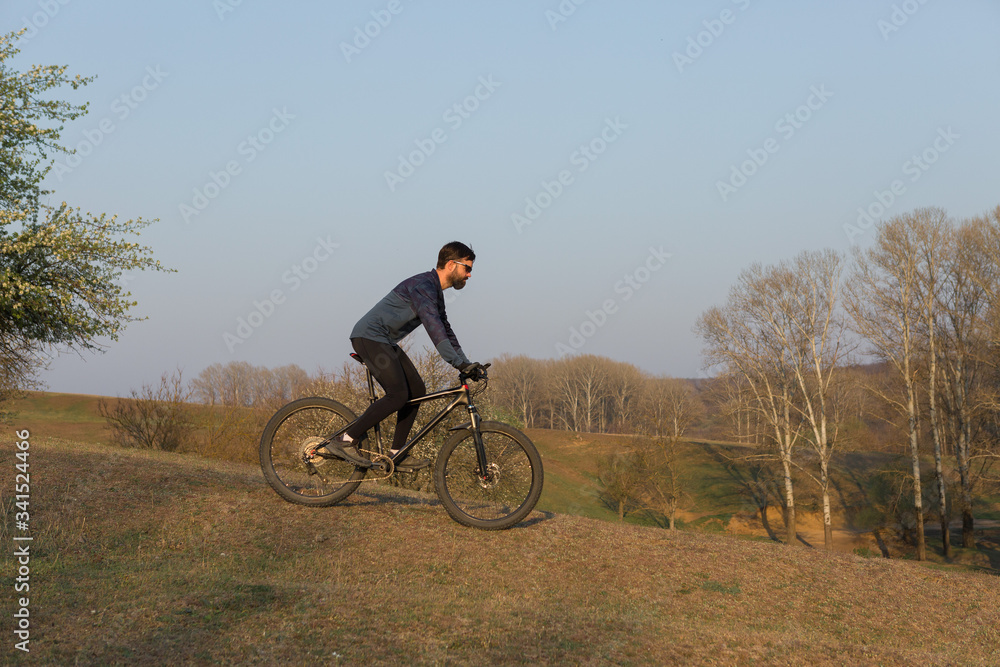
[3,437,999,665]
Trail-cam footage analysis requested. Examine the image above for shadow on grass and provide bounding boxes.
[702,444,781,543]
[983,547,1000,574]
[349,488,441,507]
[515,511,556,528]
[346,487,556,528]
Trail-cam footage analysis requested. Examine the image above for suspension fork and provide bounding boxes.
[467,403,489,478]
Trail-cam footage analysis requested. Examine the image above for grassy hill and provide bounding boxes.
[10,391,1000,568]
[3,436,999,664]
[8,391,111,444]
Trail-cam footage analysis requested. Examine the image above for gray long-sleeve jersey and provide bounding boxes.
[350,269,470,369]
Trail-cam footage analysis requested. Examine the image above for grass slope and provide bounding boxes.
[12,391,1000,569]
[3,437,999,665]
[10,392,111,444]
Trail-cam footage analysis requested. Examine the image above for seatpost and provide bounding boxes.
[365,366,377,405]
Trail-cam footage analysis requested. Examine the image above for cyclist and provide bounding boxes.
[329,241,482,470]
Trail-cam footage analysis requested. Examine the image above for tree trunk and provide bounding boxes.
[957,429,976,548]
[782,456,797,545]
[930,408,951,559]
[821,458,833,549]
[907,390,927,561]
[927,328,951,558]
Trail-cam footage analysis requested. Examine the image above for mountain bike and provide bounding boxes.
[259,356,544,530]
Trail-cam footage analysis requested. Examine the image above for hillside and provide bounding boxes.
[3,436,999,664]
[10,391,1000,569]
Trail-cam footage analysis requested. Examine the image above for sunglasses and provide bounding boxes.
[452,260,473,273]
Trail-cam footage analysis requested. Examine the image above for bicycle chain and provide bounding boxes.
[356,448,395,482]
[314,448,396,485]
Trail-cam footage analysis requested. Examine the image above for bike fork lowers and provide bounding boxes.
[467,404,490,478]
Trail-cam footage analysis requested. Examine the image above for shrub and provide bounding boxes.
[99,370,194,452]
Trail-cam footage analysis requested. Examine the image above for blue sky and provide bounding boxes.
[5,0,999,396]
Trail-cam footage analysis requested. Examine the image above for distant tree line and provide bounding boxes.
[486,353,702,436]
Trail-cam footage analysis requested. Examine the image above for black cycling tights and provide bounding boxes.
[345,338,427,450]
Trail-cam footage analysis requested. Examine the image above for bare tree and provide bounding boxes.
[548,360,576,431]
[190,362,224,405]
[706,373,761,445]
[606,362,648,434]
[191,361,257,407]
[489,354,539,427]
[772,250,851,549]
[910,210,952,557]
[597,445,647,521]
[570,355,612,433]
[638,377,702,529]
[943,210,1000,547]
[696,265,805,545]
[845,211,936,560]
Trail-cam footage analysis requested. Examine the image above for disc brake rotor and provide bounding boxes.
[478,462,501,489]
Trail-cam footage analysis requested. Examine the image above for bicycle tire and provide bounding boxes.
[434,421,543,530]
[259,397,367,507]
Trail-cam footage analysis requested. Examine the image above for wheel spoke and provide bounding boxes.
[260,398,366,506]
[437,426,541,528]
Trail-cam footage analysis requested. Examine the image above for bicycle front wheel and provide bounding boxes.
[434,421,543,530]
[259,397,367,507]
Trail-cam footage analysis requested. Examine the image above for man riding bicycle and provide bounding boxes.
[329,241,483,470]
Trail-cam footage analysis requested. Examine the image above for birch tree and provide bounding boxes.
[845,212,932,560]
[768,250,849,549]
[696,266,805,545]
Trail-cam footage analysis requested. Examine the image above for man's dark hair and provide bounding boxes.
[437,241,476,269]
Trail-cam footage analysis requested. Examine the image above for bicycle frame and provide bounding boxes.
[329,356,488,473]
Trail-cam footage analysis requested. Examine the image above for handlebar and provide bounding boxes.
[459,362,491,383]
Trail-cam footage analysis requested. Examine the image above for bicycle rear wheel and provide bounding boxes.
[259,397,367,507]
[434,421,543,530]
